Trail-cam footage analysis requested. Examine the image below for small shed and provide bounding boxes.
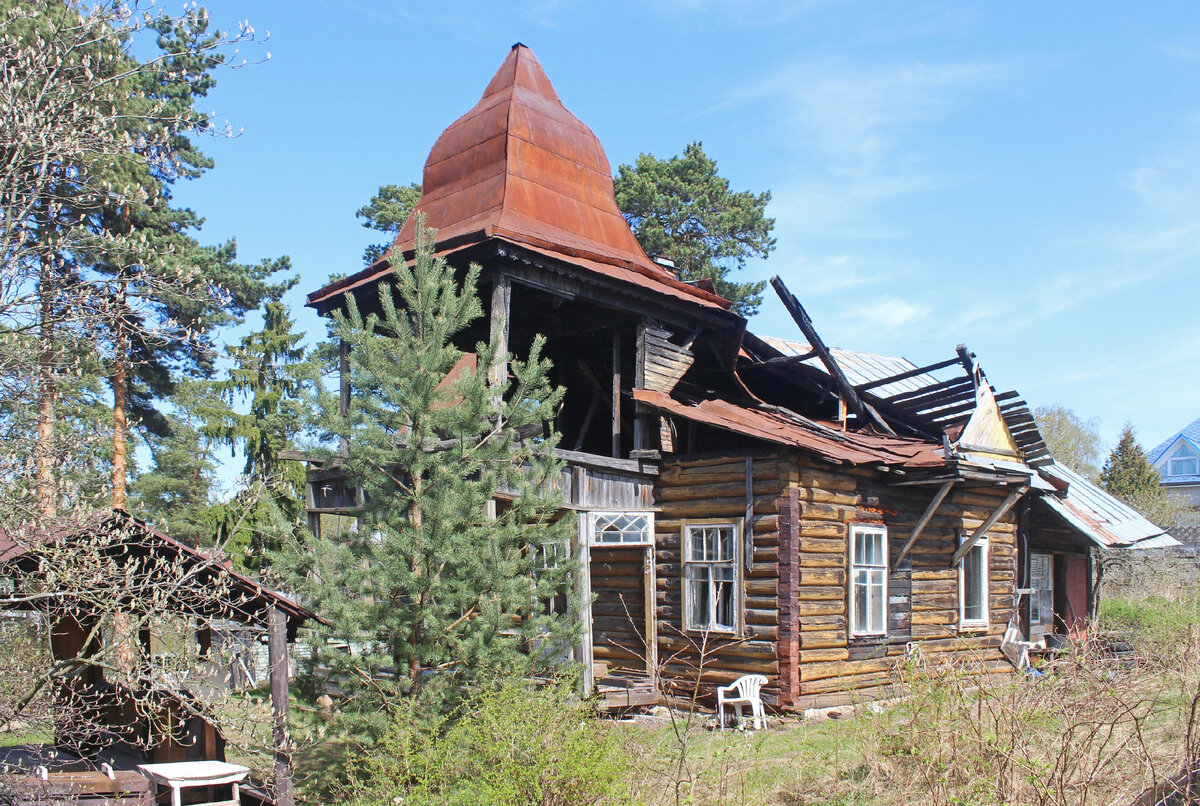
[0,509,316,805]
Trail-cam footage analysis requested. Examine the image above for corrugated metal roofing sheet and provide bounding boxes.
[307,45,728,314]
[632,388,946,468]
[1037,462,1178,548]
[759,335,937,398]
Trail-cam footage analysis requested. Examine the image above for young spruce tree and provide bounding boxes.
[293,221,576,719]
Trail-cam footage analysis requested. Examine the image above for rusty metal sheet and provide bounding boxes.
[632,389,946,468]
[307,44,727,313]
[1038,462,1178,548]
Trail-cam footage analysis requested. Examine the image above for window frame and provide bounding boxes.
[848,524,889,638]
[587,511,654,547]
[958,533,990,631]
[681,519,743,635]
[1167,442,1199,478]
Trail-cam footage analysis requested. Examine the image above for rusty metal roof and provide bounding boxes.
[308,45,729,313]
[1037,462,1178,549]
[632,388,946,468]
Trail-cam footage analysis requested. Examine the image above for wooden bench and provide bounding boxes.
[5,769,153,805]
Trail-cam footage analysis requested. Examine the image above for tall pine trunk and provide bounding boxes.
[111,287,128,510]
[111,344,127,510]
[35,255,56,519]
[407,477,424,694]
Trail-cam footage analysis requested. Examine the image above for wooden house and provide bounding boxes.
[304,45,1175,712]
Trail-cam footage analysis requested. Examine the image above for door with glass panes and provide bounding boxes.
[1028,553,1054,642]
[582,512,656,681]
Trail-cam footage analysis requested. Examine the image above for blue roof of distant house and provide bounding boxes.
[1149,416,1200,486]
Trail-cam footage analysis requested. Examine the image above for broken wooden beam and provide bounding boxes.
[770,276,868,426]
[892,481,954,571]
[951,486,1026,566]
[855,355,963,392]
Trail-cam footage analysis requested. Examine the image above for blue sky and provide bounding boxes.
[173,0,1200,458]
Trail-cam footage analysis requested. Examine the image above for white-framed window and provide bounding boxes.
[683,522,740,634]
[849,525,888,637]
[1166,441,1199,478]
[588,512,653,546]
[958,535,989,630]
[532,538,569,618]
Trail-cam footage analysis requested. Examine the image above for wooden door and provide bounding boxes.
[1028,553,1054,642]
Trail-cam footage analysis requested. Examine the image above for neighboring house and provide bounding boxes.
[303,45,1175,711]
[1149,417,1200,507]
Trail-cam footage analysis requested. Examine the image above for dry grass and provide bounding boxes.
[615,550,1200,806]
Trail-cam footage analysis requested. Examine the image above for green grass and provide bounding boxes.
[0,728,53,747]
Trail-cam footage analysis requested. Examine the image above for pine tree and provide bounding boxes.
[357,182,422,265]
[206,291,310,571]
[0,0,288,516]
[1101,425,1161,500]
[288,222,576,719]
[1100,424,1178,526]
[129,379,222,547]
[614,142,775,316]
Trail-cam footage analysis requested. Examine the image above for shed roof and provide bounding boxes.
[0,510,320,631]
[1036,462,1178,549]
[307,44,728,314]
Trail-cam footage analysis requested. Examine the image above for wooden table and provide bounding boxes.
[136,761,249,806]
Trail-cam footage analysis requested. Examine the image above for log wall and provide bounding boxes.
[791,455,1018,709]
[649,448,1025,712]
[652,452,793,706]
[590,546,649,673]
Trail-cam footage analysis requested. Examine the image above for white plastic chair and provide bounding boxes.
[716,674,767,731]
[1001,618,1037,671]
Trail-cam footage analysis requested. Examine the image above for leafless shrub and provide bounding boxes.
[849,643,1193,806]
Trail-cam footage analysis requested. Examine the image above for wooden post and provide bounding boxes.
[267,606,293,806]
[611,330,621,457]
[489,276,511,392]
[775,489,801,708]
[744,457,754,569]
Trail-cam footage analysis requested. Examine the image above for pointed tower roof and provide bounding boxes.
[309,45,729,312]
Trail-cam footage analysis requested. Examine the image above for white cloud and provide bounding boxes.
[838,295,931,339]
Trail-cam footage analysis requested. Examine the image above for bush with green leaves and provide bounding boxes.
[336,681,631,806]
